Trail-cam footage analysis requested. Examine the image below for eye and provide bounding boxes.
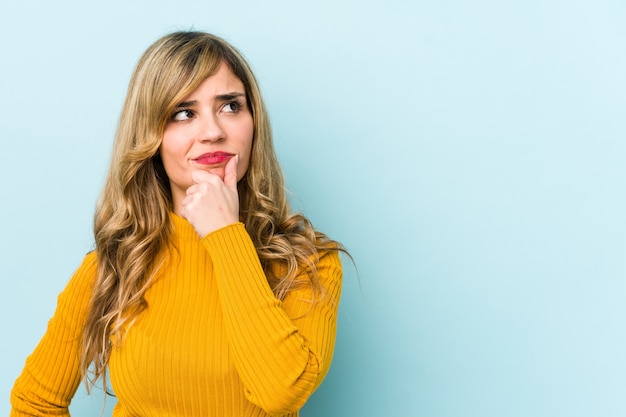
[222,101,241,113]
[171,109,194,121]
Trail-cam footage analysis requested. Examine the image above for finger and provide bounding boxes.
[224,154,238,190]
[191,169,214,184]
[182,194,194,206]
[185,183,199,195]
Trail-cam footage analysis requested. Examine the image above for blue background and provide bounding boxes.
[1,1,625,416]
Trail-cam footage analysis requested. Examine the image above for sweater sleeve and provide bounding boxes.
[201,223,342,416]
[10,252,98,417]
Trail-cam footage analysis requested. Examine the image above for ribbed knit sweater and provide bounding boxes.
[10,213,342,416]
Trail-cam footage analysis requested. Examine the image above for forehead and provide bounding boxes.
[185,63,245,98]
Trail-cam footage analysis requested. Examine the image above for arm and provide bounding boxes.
[201,224,342,416]
[10,253,97,417]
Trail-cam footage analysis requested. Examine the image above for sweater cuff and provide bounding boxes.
[201,222,249,251]
[200,223,260,270]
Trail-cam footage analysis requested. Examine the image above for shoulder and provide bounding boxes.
[315,247,343,288]
[273,244,344,288]
[56,251,98,309]
[73,250,98,282]
[79,250,98,268]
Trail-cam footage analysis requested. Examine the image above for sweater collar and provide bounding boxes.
[169,212,201,242]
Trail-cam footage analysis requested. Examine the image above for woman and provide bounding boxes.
[11,31,345,417]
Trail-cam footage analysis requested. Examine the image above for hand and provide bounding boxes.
[181,155,240,238]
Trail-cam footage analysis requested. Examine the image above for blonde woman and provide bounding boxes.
[11,31,346,417]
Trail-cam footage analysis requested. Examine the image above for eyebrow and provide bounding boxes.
[174,92,246,108]
[215,92,246,102]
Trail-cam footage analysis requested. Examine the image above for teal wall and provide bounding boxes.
[1,1,625,416]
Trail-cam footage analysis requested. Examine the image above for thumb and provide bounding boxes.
[224,155,239,189]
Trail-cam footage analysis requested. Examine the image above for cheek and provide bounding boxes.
[236,147,251,181]
[238,121,254,178]
[158,144,173,173]
[160,132,187,164]
[158,137,184,181]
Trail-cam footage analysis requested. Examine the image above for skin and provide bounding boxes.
[160,62,254,238]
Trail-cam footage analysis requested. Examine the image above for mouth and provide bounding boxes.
[192,151,235,165]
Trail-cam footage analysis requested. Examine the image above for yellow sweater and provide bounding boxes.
[11,213,342,417]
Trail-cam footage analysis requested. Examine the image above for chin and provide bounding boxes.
[207,167,226,181]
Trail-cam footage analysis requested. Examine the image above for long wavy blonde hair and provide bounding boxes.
[80,31,346,392]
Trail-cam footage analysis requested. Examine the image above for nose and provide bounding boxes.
[197,113,225,143]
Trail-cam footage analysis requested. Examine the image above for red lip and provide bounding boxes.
[192,151,235,165]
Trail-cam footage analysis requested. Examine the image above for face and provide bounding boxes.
[160,62,254,211]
